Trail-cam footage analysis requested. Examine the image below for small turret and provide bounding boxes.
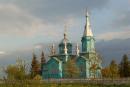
[64,41,68,55]
[76,43,80,56]
[51,44,56,56]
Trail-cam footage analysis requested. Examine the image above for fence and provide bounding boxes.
[42,78,130,85]
[0,78,130,85]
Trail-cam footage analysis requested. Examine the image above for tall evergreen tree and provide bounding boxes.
[109,60,119,78]
[41,51,46,75]
[119,54,130,77]
[31,53,40,78]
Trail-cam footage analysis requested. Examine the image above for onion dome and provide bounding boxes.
[59,28,72,54]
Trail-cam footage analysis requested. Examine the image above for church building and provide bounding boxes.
[41,11,102,79]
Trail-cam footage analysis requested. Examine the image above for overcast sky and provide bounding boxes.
[0,0,130,56]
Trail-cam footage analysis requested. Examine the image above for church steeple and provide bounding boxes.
[81,10,95,53]
[83,10,93,37]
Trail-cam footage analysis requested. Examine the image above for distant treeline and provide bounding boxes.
[2,51,130,80]
[102,54,130,78]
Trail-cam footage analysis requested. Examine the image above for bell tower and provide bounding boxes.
[81,10,95,53]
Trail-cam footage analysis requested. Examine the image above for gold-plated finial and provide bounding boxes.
[64,24,67,40]
[85,8,89,17]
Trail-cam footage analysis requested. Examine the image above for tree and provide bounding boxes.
[5,59,28,80]
[31,53,40,78]
[102,60,119,78]
[40,51,46,75]
[64,59,79,78]
[102,67,111,78]
[5,65,18,80]
[109,60,119,79]
[119,54,130,77]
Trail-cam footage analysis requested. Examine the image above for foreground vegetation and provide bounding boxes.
[0,82,130,87]
[1,53,130,87]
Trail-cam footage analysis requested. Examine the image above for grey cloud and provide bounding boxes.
[0,4,48,37]
[1,0,110,22]
[0,3,81,37]
[112,10,130,28]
